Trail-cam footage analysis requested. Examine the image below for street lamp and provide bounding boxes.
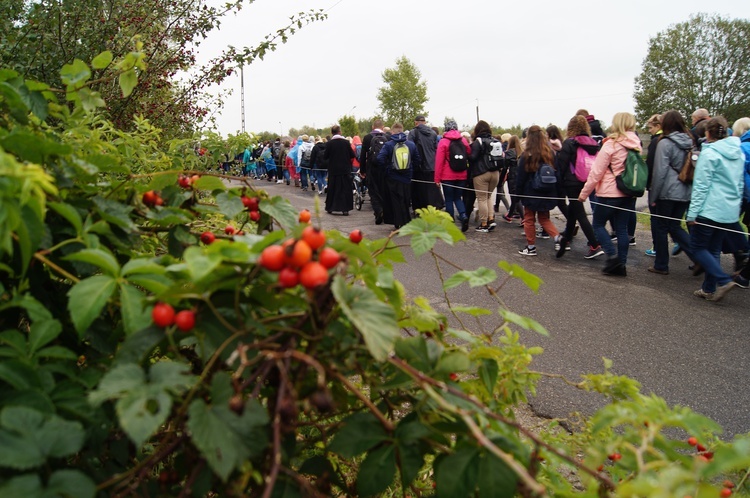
[279,121,283,138]
[348,105,357,115]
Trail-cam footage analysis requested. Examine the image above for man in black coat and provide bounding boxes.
[323,125,355,215]
[359,119,388,224]
[408,115,444,212]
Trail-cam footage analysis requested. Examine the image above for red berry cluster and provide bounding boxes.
[151,302,196,332]
[142,190,164,207]
[242,195,261,222]
[258,216,343,290]
[721,480,735,497]
[687,437,714,462]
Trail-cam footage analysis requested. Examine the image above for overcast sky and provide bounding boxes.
[198,0,750,137]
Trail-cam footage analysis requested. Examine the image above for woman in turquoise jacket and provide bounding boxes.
[687,116,745,302]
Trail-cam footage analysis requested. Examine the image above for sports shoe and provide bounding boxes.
[475,225,489,233]
[734,274,750,289]
[645,248,656,257]
[536,228,550,239]
[503,214,513,223]
[461,216,470,233]
[647,266,669,275]
[609,232,617,242]
[602,258,626,276]
[629,237,636,246]
[693,288,714,300]
[709,281,737,302]
[518,245,537,256]
[276,179,284,184]
[584,245,605,259]
[488,219,497,231]
[555,236,569,259]
[672,243,682,256]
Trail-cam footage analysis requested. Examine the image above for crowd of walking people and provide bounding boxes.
[235,108,750,303]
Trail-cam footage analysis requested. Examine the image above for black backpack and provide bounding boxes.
[447,139,469,172]
[367,133,387,168]
[272,142,281,160]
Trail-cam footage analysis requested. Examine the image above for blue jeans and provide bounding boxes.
[299,165,310,189]
[592,197,635,264]
[690,217,733,293]
[314,170,327,191]
[653,200,693,271]
[442,180,467,220]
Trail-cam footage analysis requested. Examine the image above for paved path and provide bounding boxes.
[249,178,749,439]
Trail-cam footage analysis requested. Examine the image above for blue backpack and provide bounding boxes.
[531,163,558,193]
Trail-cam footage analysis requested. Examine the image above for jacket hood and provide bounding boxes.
[413,124,435,138]
[741,130,750,143]
[352,136,362,145]
[611,131,642,150]
[705,136,743,161]
[443,129,462,140]
[390,132,407,143]
[664,131,694,151]
[573,135,600,155]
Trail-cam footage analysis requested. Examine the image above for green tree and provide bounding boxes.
[339,114,359,137]
[0,0,325,138]
[377,56,428,126]
[633,14,750,126]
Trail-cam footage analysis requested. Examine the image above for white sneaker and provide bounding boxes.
[276,180,284,184]
[518,246,537,256]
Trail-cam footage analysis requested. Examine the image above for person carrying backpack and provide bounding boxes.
[309,136,329,193]
[469,120,501,233]
[376,123,420,229]
[578,112,642,276]
[434,120,471,232]
[408,115,444,212]
[554,115,604,259]
[297,135,314,191]
[360,119,389,225]
[516,126,563,256]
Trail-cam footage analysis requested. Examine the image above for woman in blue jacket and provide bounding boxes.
[687,116,745,302]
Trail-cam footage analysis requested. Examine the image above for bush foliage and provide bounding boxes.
[1,52,749,498]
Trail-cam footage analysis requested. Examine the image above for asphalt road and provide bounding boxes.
[248,178,749,440]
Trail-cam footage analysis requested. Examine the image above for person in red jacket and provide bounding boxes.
[434,120,471,232]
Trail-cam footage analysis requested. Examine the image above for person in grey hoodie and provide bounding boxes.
[648,110,696,275]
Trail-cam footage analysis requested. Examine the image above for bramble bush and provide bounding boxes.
[1,55,749,498]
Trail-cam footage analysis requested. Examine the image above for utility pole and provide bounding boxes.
[240,66,246,133]
[476,98,479,122]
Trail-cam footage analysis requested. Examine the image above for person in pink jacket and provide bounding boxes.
[578,112,642,276]
[434,120,472,232]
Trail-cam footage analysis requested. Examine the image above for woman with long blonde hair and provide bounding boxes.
[578,112,641,276]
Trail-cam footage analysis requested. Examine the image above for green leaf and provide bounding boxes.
[119,69,137,97]
[477,450,516,498]
[0,82,29,124]
[0,406,85,470]
[0,474,41,496]
[114,327,165,365]
[34,346,77,360]
[328,412,389,458]
[90,363,194,448]
[47,469,96,498]
[443,267,497,290]
[0,129,71,164]
[60,59,91,86]
[356,444,396,497]
[121,258,166,277]
[436,446,479,497]
[187,398,269,482]
[259,196,298,229]
[28,319,62,357]
[0,360,42,389]
[331,275,399,362]
[450,305,492,317]
[145,206,194,225]
[146,172,178,192]
[78,87,105,112]
[119,283,150,336]
[48,201,83,234]
[215,192,245,219]
[435,351,471,376]
[396,441,425,489]
[63,248,120,276]
[192,175,226,191]
[92,196,136,231]
[91,51,114,69]
[498,261,543,293]
[18,205,44,278]
[394,337,434,372]
[183,246,222,283]
[479,359,499,395]
[67,275,117,336]
[499,309,548,336]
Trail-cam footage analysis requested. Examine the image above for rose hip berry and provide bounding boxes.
[174,310,196,332]
[349,229,363,244]
[301,225,326,250]
[200,231,215,244]
[299,261,329,289]
[298,209,311,223]
[278,267,299,288]
[260,245,286,272]
[318,247,340,269]
[249,211,261,222]
[152,303,175,328]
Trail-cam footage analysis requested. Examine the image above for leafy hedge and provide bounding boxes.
[0,56,749,498]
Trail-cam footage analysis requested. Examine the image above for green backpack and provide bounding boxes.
[392,142,411,171]
[610,148,647,197]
